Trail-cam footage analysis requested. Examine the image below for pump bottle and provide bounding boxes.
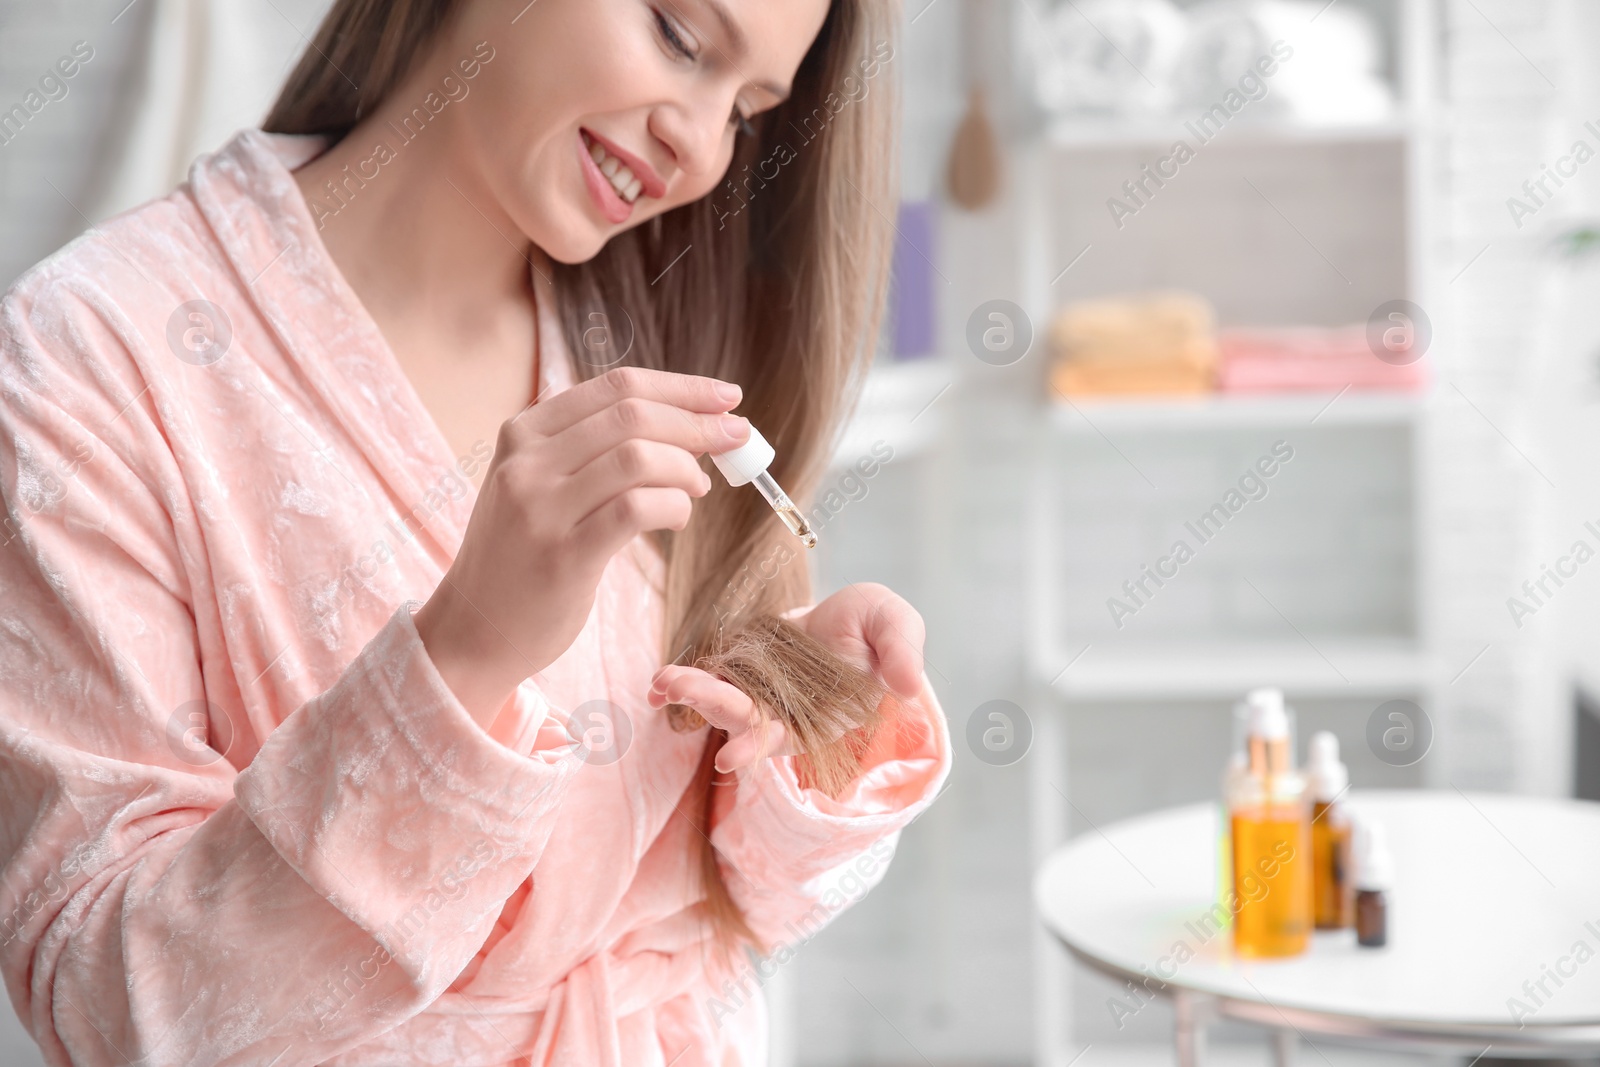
[1228,688,1313,957]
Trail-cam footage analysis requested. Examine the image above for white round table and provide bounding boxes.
[1034,791,1600,1065]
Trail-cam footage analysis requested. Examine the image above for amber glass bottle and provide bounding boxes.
[1306,732,1353,929]
[1229,689,1312,958]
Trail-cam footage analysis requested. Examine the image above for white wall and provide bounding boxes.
[0,0,330,289]
[0,0,145,288]
[1429,0,1590,795]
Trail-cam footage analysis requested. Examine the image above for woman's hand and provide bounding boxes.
[414,366,750,728]
[646,666,803,773]
[793,582,926,701]
[645,583,926,774]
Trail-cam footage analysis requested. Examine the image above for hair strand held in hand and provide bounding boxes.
[682,614,888,797]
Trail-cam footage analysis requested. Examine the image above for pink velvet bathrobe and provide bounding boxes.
[0,130,951,1067]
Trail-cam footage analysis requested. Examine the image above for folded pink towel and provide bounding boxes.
[1216,326,1429,393]
[0,129,951,1067]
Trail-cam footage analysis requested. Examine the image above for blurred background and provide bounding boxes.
[4,0,1600,1065]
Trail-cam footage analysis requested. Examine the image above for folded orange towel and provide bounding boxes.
[1049,292,1218,397]
[1053,360,1214,396]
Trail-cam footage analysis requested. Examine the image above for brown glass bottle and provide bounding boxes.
[1352,820,1393,949]
[1311,800,1353,928]
[1355,888,1387,947]
[1306,730,1353,930]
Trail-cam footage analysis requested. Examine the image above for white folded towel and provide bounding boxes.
[1171,0,1395,125]
[1028,0,1188,116]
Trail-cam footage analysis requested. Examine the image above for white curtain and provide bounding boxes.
[90,0,333,221]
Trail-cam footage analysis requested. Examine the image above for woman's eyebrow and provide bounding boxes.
[684,0,793,103]
[696,0,747,54]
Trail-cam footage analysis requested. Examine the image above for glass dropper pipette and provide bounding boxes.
[711,423,817,548]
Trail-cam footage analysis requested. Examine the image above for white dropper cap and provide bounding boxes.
[1352,819,1394,891]
[710,422,817,548]
[711,424,776,487]
[1246,687,1289,740]
[1306,731,1349,802]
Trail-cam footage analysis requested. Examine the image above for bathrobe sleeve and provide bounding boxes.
[707,670,952,954]
[0,290,579,1065]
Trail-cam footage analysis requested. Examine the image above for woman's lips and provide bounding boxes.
[578,130,634,226]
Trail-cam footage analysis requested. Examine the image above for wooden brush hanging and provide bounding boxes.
[946,0,1003,211]
[666,614,889,798]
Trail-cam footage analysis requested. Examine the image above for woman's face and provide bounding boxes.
[447,0,833,263]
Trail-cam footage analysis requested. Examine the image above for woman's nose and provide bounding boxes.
[649,100,731,183]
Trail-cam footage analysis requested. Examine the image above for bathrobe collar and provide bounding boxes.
[185,128,574,559]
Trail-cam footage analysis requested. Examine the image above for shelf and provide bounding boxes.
[1049,390,1424,431]
[1039,116,1413,151]
[1033,638,1429,701]
[832,357,953,468]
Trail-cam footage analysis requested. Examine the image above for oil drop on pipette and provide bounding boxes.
[711,423,818,548]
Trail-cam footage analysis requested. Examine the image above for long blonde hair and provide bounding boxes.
[265,0,899,950]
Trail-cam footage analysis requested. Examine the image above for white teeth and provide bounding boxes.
[585,134,647,204]
[604,165,633,200]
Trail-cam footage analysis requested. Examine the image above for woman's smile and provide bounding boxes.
[578,127,665,224]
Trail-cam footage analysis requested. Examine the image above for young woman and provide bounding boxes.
[0,0,949,1064]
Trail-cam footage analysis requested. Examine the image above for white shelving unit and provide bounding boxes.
[1035,638,1430,702]
[1049,390,1425,431]
[1041,116,1416,150]
[832,356,954,468]
[1020,3,1442,1065]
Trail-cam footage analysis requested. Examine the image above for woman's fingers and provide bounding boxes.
[808,583,926,699]
[557,399,749,474]
[522,365,742,436]
[646,665,798,772]
[863,593,927,699]
[571,438,714,503]
[563,438,712,551]
[647,665,754,726]
[570,486,695,556]
[715,720,793,773]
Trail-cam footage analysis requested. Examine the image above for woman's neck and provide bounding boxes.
[291,67,551,348]
[289,56,549,476]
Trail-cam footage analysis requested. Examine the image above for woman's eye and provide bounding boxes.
[653,8,697,60]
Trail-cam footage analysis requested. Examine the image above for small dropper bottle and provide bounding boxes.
[1352,819,1393,948]
[712,423,817,548]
